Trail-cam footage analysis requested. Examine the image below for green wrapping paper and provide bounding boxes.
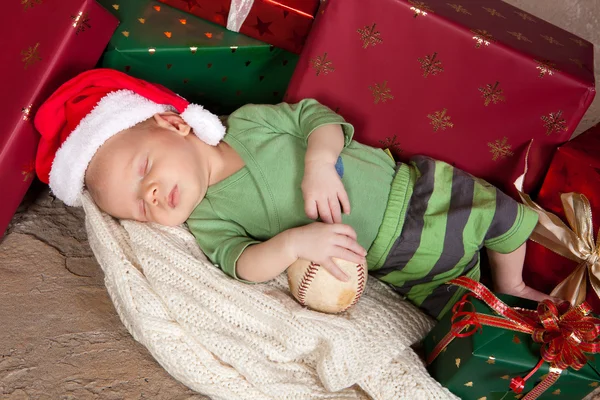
[98,0,298,114]
[423,294,600,400]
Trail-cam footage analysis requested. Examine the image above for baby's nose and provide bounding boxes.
[144,183,159,205]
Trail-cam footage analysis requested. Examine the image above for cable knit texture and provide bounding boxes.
[81,192,458,400]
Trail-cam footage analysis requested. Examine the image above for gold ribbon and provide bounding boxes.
[516,142,600,307]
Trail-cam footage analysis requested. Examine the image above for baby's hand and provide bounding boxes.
[288,222,366,281]
[302,159,350,224]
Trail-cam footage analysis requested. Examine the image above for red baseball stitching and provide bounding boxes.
[342,263,366,312]
[297,262,320,306]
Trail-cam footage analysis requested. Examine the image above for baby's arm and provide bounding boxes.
[237,222,367,283]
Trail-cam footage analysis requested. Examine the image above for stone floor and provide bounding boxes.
[1,183,208,399]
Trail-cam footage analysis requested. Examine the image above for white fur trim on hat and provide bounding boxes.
[49,90,174,207]
[180,103,226,146]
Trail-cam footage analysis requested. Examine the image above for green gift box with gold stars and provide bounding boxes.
[423,294,600,400]
[97,0,298,114]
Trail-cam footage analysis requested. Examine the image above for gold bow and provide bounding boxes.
[516,159,600,306]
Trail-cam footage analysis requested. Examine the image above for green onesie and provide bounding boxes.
[186,99,538,319]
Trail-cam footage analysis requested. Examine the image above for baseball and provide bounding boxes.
[287,257,367,314]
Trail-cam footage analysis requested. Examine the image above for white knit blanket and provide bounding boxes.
[81,192,458,400]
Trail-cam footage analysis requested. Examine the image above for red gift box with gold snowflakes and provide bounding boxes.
[1,0,118,238]
[157,0,319,53]
[284,0,596,195]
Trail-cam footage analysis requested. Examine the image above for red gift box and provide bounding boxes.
[0,0,118,239]
[524,123,600,312]
[284,0,596,195]
[157,0,319,53]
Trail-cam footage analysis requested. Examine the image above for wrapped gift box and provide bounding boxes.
[0,0,118,238]
[99,0,298,115]
[284,0,596,195]
[156,0,319,53]
[524,123,600,311]
[423,292,600,400]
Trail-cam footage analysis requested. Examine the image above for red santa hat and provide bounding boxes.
[34,68,225,207]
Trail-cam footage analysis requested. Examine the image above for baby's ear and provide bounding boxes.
[153,112,191,136]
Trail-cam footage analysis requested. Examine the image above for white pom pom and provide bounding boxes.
[181,104,225,146]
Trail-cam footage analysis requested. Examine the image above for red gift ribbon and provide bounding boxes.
[427,277,600,400]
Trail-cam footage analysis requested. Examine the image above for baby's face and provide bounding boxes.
[85,114,208,226]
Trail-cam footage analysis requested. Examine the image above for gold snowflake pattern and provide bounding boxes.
[487,137,514,161]
[570,58,584,68]
[479,81,505,106]
[379,134,403,155]
[427,109,454,132]
[482,7,505,18]
[22,161,36,182]
[71,11,91,35]
[540,34,563,46]
[570,37,589,47]
[535,59,559,78]
[507,31,532,43]
[310,52,335,76]
[408,0,433,18]
[541,110,568,135]
[418,52,444,77]
[471,29,495,49]
[21,104,33,121]
[513,11,536,22]
[357,23,383,49]
[22,0,42,10]
[369,81,394,104]
[21,42,41,69]
[446,3,471,15]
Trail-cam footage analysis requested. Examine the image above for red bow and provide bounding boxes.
[427,277,600,400]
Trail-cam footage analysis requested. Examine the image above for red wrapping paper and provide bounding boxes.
[0,0,118,238]
[284,0,596,196]
[524,123,600,312]
[157,0,319,53]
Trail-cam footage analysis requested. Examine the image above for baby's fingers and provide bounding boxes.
[322,258,350,282]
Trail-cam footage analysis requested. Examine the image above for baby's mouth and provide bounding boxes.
[168,185,179,209]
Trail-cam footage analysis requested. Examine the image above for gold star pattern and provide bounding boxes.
[21,161,35,182]
[112,4,119,10]
[541,34,564,46]
[471,29,495,48]
[369,81,394,104]
[464,382,473,387]
[71,11,91,35]
[478,398,487,400]
[501,375,510,380]
[138,18,145,24]
[408,0,433,18]
[515,395,524,400]
[21,42,41,69]
[535,59,559,78]
[357,23,383,49]
[310,52,335,76]
[479,81,505,106]
[590,382,599,387]
[507,31,532,43]
[488,137,514,161]
[513,11,536,22]
[570,37,589,47]
[418,52,444,77]
[570,58,584,68]
[122,31,129,37]
[482,7,506,18]
[455,358,461,368]
[513,335,521,344]
[22,0,42,10]
[428,109,454,132]
[541,110,568,135]
[21,104,33,121]
[379,135,403,155]
[552,389,561,395]
[446,3,471,15]
[486,356,496,364]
